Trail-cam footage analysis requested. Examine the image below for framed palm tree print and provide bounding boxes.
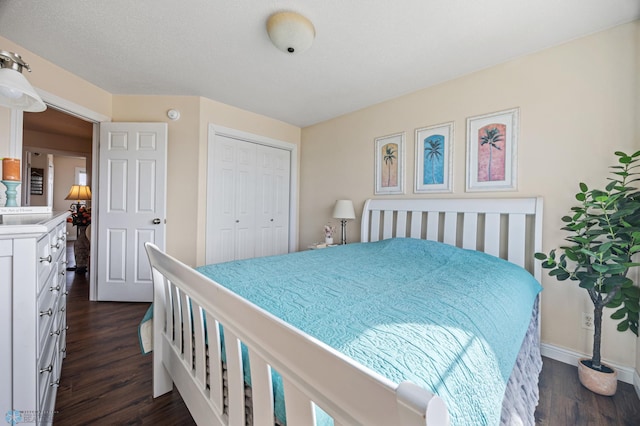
[415,122,453,193]
[466,107,519,192]
[374,132,405,195]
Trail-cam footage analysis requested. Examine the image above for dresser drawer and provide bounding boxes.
[36,277,59,353]
[36,233,54,292]
[37,330,57,408]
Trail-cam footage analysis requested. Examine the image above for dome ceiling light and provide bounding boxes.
[266,11,315,54]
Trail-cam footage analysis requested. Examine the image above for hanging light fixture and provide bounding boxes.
[0,50,46,112]
[266,11,315,54]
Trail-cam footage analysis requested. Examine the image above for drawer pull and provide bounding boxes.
[58,235,66,242]
[62,260,69,266]
[60,306,66,312]
[50,285,61,292]
[50,379,60,387]
[60,270,66,276]
[51,242,61,249]
[40,364,53,374]
[61,347,66,353]
[49,329,60,336]
[39,255,52,263]
[63,291,69,296]
[39,309,53,317]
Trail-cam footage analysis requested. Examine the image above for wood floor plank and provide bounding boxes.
[54,244,640,425]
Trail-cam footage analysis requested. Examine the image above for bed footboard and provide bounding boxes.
[145,243,450,426]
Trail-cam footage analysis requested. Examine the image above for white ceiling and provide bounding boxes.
[1,1,638,127]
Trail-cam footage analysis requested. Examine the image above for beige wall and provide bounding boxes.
[301,22,639,369]
[111,95,201,264]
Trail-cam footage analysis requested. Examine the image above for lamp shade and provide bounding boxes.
[65,185,92,201]
[0,51,46,112]
[266,11,315,54]
[333,199,356,220]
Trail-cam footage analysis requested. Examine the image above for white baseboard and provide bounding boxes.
[540,343,638,397]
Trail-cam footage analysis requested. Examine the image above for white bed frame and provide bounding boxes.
[146,197,543,426]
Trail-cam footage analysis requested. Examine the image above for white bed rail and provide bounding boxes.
[360,197,543,282]
[146,243,449,426]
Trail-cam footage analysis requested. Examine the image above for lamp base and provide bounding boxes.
[340,219,348,245]
[1,180,20,207]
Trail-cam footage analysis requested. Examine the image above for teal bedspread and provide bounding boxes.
[196,238,542,426]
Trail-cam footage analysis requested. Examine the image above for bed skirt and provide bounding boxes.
[500,297,541,426]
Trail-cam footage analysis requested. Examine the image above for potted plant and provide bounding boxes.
[535,151,640,395]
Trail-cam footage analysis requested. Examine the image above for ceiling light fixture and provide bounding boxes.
[266,11,315,54]
[0,50,46,112]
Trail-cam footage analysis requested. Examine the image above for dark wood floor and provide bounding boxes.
[55,247,640,425]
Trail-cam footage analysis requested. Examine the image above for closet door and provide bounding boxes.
[210,136,256,263]
[255,144,290,257]
[234,140,257,260]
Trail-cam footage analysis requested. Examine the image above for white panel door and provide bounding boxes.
[255,144,290,257]
[97,122,167,302]
[234,139,257,260]
[210,136,257,263]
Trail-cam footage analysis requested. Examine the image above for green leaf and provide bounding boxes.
[617,320,630,332]
[579,182,588,192]
[591,263,609,273]
[611,308,627,320]
[622,286,640,298]
[576,192,586,202]
[607,299,623,308]
[534,252,548,260]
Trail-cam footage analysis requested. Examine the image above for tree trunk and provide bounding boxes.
[592,304,603,370]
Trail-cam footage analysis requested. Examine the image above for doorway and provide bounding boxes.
[22,104,98,297]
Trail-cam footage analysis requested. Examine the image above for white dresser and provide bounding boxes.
[0,212,69,425]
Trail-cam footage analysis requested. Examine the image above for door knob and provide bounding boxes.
[152,218,162,225]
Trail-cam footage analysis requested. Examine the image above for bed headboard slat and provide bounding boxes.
[360,197,543,280]
[484,213,501,258]
[443,212,457,246]
[462,213,478,250]
[382,210,394,240]
[396,211,408,238]
[507,213,527,268]
[370,210,381,242]
[410,211,422,239]
[426,212,439,240]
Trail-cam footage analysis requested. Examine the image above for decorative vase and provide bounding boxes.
[325,237,333,245]
[1,180,20,207]
[74,225,90,273]
[578,358,617,396]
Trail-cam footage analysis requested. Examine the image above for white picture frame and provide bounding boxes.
[415,122,453,193]
[374,132,405,195]
[466,107,519,192]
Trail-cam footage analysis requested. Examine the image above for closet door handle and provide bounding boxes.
[152,218,161,225]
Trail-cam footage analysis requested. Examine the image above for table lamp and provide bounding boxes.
[333,199,356,245]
